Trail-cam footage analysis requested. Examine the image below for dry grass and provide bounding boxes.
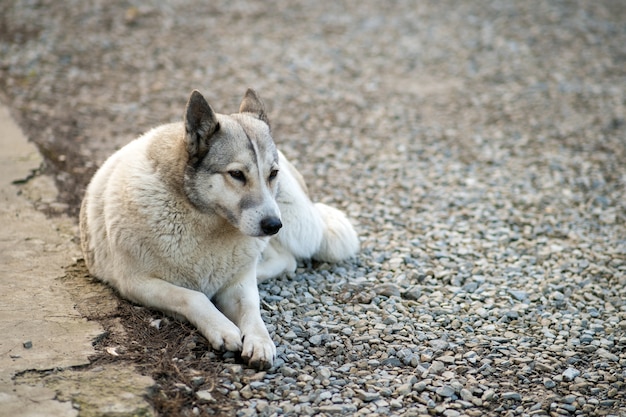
[64,261,237,417]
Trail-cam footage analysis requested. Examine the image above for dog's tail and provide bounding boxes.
[312,203,359,263]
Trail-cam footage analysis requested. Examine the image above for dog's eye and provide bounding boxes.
[268,169,279,181]
[228,170,246,183]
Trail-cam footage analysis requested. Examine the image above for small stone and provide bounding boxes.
[237,409,256,417]
[402,286,422,300]
[428,339,449,351]
[535,362,555,372]
[283,330,297,340]
[281,366,298,377]
[240,385,253,399]
[23,341,32,349]
[462,281,479,293]
[255,400,269,413]
[317,391,332,401]
[482,389,495,401]
[246,371,266,382]
[559,403,577,412]
[502,392,521,401]
[374,283,401,297]
[543,378,556,388]
[309,334,323,346]
[337,363,353,373]
[318,405,344,414]
[562,367,580,381]
[442,371,457,380]
[426,360,445,376]
[508,290,527,301]
[436,385,456,398]
[174,383,192,394]
[382,357,403,367]
[395,383,412,396]
[551,291,564,301]
[318,367,332,379]
[463,351,478,364]
[356,389,380,402]
[543,328,556,339]
[249,381,266,390]
[390,399,403,409]
[438,355,456,364]
[460,388,474,401]
[196,390,215,402]
[596,348,618,362]
[191,376,205,387]
[413,381,428,392]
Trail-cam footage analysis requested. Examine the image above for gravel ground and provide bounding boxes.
[1,1,625,416]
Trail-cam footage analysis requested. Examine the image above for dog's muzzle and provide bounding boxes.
[260,216,282,236]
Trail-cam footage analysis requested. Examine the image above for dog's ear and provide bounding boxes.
[239,88,270,128]
[185,90,220,162]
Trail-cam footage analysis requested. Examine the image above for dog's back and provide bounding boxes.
[80,124,184,286]
[81,121,267,296]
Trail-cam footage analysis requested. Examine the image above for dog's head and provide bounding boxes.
[183,89,282,237]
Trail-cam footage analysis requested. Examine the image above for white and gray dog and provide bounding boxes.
[80,89,359,369]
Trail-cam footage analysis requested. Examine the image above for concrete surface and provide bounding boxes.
[0,103,154,416]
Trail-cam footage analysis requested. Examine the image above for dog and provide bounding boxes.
[79,89,359,369]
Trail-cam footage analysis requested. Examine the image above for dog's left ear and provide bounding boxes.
[185,90,220,163]
[239,88,270,128]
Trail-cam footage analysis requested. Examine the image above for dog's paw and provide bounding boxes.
[241,331,276,370]
[205,322,243,353]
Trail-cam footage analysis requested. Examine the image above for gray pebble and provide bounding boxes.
[436,385,456,398]
[562,368,581,381]
[309,335,323,346]
[281,366,299,377]
[508,290,527,301]
[502,392,522,401]
[356,390,380,402]
[196,390,215,402]
[482,389,496,401]
[543,378,556,389]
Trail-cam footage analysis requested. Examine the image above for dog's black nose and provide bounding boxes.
[260,216,282,236]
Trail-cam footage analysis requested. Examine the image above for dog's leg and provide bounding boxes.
[257,239,297,283]
[122,276,243,353]
[214,265,276,369]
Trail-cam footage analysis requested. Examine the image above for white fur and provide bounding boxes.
[80,90,359,369]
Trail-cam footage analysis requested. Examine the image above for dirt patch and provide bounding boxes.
[61,261,239,417]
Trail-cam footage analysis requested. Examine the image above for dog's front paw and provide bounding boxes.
[205,322,243,353]
[241,331,276,370]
